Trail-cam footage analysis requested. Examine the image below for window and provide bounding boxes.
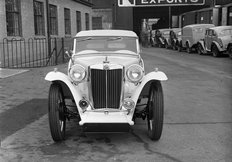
[76,11,81,33]
[5,0,21,36]
[64,8,71,35]
[85,13,89,30]
[49,4,58,35]
[208,30,213,36]
[228,6,232,25]
[92,17,102,30]
[34,1,45,35]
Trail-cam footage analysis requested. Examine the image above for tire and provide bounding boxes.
[147,82,164,141]
[172,42,177,50]
[228,45,232,59]
[48,83,66,142]
[165,42,169,49]
[197,43,204,55]
[165,44,168,49]
[177,44,182,52]
[186,43,192,54]
[212,45,220,57]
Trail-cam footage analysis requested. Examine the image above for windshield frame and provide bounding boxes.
[73,36,139,55]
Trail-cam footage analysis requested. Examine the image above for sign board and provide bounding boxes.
[118,0,205,7]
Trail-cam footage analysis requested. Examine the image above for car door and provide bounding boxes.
[211,29,217,46]
[205,29,213,51]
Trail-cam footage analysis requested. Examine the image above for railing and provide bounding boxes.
[0,37,73,68]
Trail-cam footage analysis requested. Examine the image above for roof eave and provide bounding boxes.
[72,0,93,7]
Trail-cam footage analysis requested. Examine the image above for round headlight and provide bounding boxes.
[69,64,86,82]
[127,64,144,83]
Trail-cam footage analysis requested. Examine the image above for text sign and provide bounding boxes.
[118,0,205,7]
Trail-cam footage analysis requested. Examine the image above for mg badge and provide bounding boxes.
[103,64,110,70]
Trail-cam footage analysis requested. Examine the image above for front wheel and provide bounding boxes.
[228,45,232,59]
[186,43,192,54]
[197,43,204,55]
[172,42,177,50]
[177,44,182,52]
[212,45,221,57]
[165,42,169,49]
[48,83,66,142]
[147,82,164,141]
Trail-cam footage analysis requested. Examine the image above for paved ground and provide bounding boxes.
[0,47,232,162]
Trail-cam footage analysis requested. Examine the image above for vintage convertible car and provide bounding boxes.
[45,30,168,142]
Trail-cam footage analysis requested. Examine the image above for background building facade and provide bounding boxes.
[91,0,232,36]
[0,0,93,68]
[0,0,93,40]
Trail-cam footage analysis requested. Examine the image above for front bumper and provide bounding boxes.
[79,111,134,126]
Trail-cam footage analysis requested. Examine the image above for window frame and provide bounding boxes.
[64,8,71,35]
[92,16,102,30]
[5,0,22,36]
[33,0,45,36]
[49,4,58,35]
[76,11,81,33]
[85,13,89,30]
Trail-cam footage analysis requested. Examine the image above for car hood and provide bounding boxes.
[72,54,140,69]
[220,35,232,46]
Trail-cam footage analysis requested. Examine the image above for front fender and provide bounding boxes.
[198,40,205,49]
[131,71,167,104]
[45,71,83,114]
[159,37,165,44]
[212,41,224,52]
[128,71,167,118]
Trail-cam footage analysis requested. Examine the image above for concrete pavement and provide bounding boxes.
[0,47,232,162]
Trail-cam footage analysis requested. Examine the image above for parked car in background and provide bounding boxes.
[45,30,168,142]
[181,24,215,53]
[151,29,172,48]
[169,28,182,50]
[197,26,232,57]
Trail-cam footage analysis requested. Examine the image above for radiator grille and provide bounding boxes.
[91,68,122,109]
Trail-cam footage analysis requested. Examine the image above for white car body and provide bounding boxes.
[45,30,167,140]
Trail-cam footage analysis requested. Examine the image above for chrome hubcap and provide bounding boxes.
[58,97,65,132]
[59,120,64,131]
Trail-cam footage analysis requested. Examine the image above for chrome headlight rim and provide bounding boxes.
[69,64,86,83]
[126,64,144,83]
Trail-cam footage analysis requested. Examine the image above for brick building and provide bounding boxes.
[0,0,93,68]
[0,0,93,39]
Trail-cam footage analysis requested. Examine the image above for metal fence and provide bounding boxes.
[0,37,73,68]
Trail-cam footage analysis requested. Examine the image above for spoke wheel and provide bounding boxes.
[48,83,66,142]
[147,82,164,141]
[228,45,232,59]
[212,45,220,57]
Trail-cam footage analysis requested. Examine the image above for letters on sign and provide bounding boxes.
[118,0,205,7]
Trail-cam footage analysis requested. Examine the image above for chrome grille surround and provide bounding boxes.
[90,64,124,109]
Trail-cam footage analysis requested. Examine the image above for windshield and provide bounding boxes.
[75,36,138,54]
[218,29,232,37]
